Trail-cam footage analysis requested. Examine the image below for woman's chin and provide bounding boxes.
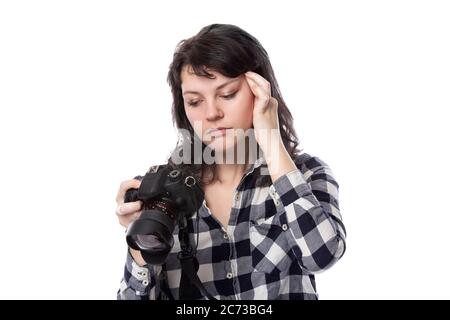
[207,142,234,153]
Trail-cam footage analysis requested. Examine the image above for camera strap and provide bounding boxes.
[177,216,216,300]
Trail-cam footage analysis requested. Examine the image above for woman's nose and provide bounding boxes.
[205,101,223,121]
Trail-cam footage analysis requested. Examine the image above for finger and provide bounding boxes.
[118,211,140,229]
[133,211,141,221]
[116,179,141,203]
[246,77,270,106]
[269,97,278,108]
[245,72,271,95]
[116,200,143,216]
[246,75,269,97]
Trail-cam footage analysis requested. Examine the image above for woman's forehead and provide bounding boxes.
[181,65,222,81]
[181,66,241,94]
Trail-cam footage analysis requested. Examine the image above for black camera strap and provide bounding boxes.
[177,216,216,300]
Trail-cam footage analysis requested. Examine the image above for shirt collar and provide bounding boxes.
[243,155,266,176]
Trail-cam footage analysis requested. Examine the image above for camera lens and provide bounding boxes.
[126,209,176,264]
[133,234,174,253]
[136,234,165,250]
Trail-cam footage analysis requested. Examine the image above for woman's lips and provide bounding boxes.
[207,127,232,137]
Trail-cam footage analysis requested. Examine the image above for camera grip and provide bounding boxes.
[124,175,143,203]
[124,188,139,203]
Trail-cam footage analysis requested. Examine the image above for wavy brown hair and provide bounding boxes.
[166,24,302,187]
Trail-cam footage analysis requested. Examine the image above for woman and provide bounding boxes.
[116,24,346,300]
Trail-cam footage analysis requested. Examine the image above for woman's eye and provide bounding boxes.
[188,100,200,107]
[187,92,237,107]
[221,91,238,100]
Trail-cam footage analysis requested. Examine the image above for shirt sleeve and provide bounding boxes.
[268,154,346,274]
[117,249,161,300]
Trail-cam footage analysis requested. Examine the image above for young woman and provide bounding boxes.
[116,24,346,300]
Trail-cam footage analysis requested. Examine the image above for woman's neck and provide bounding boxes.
[214,163,249,186]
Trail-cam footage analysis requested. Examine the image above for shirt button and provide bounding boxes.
[282,224,288,231]
[223,233,229,240]
[142,280,149,286]
[235,194,240,201]
[226,272,233,279]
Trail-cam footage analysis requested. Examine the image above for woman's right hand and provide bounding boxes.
[116,179,148,266]
[115,179,143,229]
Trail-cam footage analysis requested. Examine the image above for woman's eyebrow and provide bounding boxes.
[183,78,240,95]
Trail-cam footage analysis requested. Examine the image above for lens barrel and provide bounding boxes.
[126,209,175,265]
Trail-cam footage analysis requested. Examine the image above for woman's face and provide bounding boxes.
[181,65,254,156]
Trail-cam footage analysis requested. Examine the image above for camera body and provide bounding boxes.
[125,165,204,265]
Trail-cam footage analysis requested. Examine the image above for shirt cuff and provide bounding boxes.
[124,249,154,294]
[269,169,312,207]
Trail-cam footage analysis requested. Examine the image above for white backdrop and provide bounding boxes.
[1,0,449,299]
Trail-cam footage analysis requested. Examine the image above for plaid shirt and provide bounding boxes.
[117,152,346,300]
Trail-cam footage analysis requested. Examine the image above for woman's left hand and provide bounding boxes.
[245,71,281,153]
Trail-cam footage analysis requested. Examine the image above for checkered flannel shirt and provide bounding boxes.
[117,152,346,300]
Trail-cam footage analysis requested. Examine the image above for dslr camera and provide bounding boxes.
[124,165,204,265]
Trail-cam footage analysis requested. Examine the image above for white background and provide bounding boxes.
[0,0,449,299]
